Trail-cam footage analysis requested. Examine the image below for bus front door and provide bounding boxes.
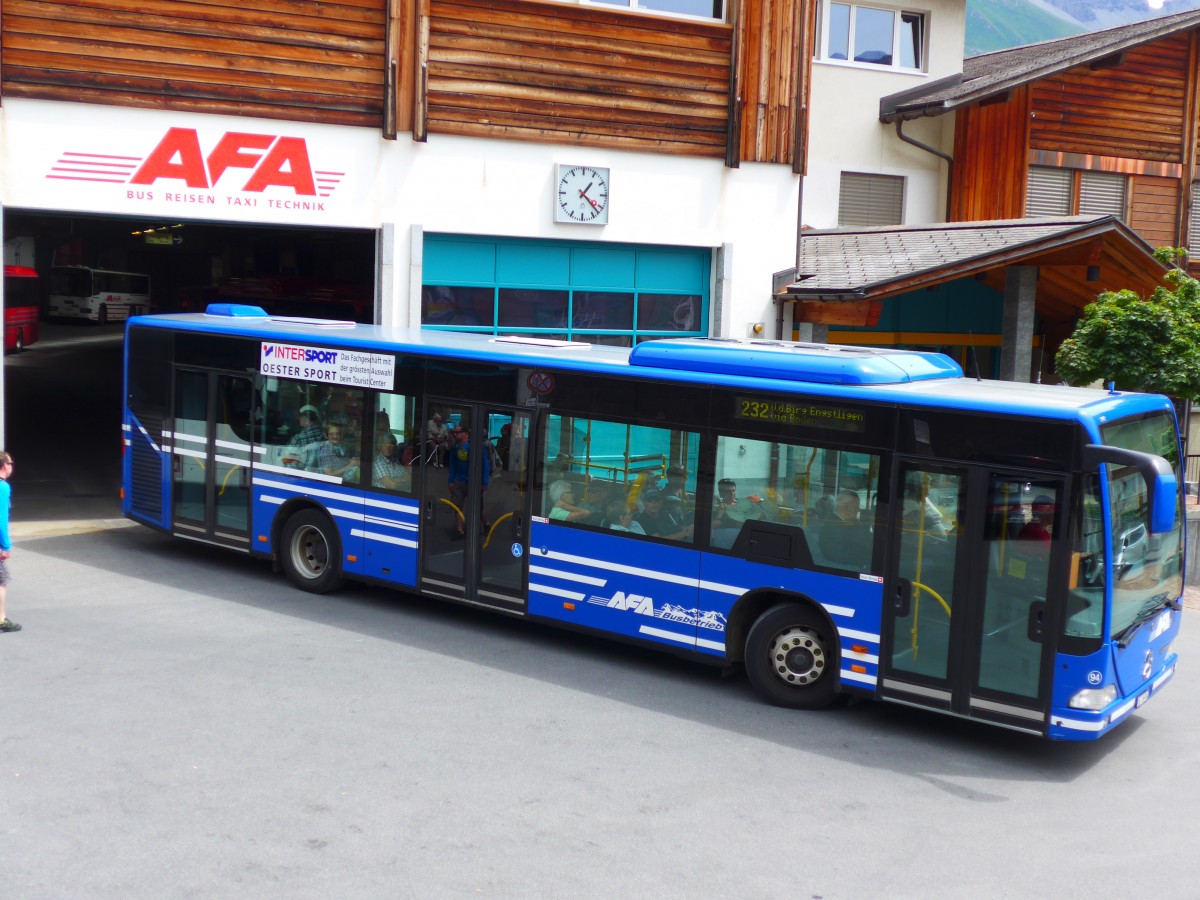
[418,401,532,613]
[169,369,254,550]
[880,462,1061,734]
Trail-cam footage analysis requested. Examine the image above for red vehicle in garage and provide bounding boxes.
[4,264,39,352]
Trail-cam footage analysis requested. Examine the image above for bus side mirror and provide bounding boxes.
[1082,444,1177,534]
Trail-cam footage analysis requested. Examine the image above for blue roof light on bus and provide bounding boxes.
[628,338,963,385]
[205,303,269,318]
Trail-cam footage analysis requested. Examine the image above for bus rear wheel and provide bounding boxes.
[12,330,23,353]
[745,603,838,709]
[280,509,344,593]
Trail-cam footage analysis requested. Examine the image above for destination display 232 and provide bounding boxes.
[736,397,867,432]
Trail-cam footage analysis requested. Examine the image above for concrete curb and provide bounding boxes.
[11,518,139,540]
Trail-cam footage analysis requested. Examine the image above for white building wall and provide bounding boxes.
[804,0,965,229]
[1,99,800,339]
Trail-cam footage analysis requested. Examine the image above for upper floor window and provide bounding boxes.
[585,0,724,21]
[823,3,926,71]
[839,172,905,227]
[1026,166,1127,219]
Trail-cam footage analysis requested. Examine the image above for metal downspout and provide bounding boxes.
[895,119,953,222]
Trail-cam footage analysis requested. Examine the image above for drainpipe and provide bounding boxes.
[781,174,806,340]
[895,119,953,221]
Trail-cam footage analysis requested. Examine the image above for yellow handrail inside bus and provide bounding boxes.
[483,512,513,549]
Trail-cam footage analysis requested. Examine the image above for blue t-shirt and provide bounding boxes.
[0,479,11,551]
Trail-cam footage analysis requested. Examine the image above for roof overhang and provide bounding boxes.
[775,216,1169,327]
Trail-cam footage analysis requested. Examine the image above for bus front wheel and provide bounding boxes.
[98,305,108,325]
[745,603,838,709]
[12,330,23,353]
[280,509,344,593]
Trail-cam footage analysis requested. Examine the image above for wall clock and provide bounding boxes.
[555,164,610,225]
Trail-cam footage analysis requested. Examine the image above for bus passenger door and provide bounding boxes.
[170,369,254,549]
[880,462,1061,733]
[419,400,532,613]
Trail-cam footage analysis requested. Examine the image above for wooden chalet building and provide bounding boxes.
[783,11,1200,383]
[0,0,826,349]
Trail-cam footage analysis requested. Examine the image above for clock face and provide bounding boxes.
[556,165,610,224]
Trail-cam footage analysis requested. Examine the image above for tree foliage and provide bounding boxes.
[1054,249,1200,399]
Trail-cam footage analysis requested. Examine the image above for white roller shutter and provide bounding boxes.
[1026,166,1072,217]
[1079,171,1126,218]
[838,172,905,227]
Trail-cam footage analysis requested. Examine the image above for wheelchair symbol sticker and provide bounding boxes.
[511,543,524,558]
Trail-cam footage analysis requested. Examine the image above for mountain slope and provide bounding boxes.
[967,0,1083,55]
[967,0,1200,55]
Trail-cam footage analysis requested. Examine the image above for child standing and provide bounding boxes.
[0,451,19,634]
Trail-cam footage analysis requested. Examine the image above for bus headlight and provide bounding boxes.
[1069,684,1118,710]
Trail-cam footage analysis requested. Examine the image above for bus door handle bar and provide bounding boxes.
[893,578,912,617]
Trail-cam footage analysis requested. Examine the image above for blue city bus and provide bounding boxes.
[121,305,1184,740]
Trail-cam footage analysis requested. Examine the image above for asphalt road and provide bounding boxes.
[2,521,1200,899]
[5,324,1200,898]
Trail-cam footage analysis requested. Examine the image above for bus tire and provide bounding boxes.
[13,330,23,353]
[97,305,108,325]
[280,509,344,594]
[744,603,839,709]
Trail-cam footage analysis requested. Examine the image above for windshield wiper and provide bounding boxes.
[1115,592,1179,647]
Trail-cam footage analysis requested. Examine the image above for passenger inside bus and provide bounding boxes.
[817,489,873,567]
[372,431,410,491]
[318,423,360,482]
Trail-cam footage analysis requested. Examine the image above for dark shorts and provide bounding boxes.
[0,556,10,587]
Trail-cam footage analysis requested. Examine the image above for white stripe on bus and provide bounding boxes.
[529,582,587,601]
[351,529,417,549]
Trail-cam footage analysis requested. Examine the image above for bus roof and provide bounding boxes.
[129,306,1174,425]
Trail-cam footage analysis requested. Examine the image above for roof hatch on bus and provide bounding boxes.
[628,338,962,385]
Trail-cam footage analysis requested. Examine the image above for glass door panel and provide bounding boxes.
[888,465,963,687]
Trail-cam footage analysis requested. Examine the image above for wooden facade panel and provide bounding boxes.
[733,0,813,167]
[1128,175,1182,248]
[1031,38,1189,162]
[426,0,731,156]
[950,87,1031,221]
[2,0,387,126]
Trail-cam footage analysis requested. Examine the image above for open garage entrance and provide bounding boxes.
[6,210,379,322]
[3,210,378,525]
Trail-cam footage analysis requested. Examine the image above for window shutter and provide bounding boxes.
[838,172,904,227]
[1025,166,1072,217]
[1079,171,1126,218]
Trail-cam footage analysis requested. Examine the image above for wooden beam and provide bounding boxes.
[789,298,881,326]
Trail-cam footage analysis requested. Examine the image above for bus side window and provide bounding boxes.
[540,413,698,544]
[713,435,879,573]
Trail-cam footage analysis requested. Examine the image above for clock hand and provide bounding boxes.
[577,187,600,211]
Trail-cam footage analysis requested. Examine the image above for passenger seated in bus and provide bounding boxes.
[372,431,410,492]
[636,491,694,541]
[604,500,646,534]
[902,480,948,538]
[714,479,766,525]
[318,423,361,482]
[282,404,324,469]
[581,480,613,525]
[548,480,590,522]
[818,489,873,567]
[661,465,696,523]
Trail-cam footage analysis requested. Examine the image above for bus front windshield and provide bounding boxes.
[50,268,93,298]
[1101,411,1184,639]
